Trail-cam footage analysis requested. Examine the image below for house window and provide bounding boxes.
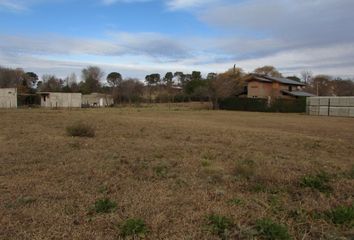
[288,86,293,91]
[43,96,46,102]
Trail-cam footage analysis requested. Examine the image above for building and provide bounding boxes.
[245,74,314,99]
[38,92,82,108]
[0,88,17,108]
[82,93,114,107]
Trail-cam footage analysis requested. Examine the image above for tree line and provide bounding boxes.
[1,65,353,108]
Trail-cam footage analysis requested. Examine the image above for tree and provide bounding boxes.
[39,75,64,92]
[81,66,103,94]
[301,70,313,84]
[107,72,122,87]
[24,72,38,89]
[174,72,184,85]
[191,71,202,81]
[331,78,354,96]
[254,66,282,77]
[208,67,245,109]
[207,72,217,81]
[306,75,332,96]
[120,78,144,104]
[163,72,174,87]
[0,66,24,88]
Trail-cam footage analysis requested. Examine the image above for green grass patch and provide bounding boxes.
[93,198,117,213]
[300,172,332,193]
[325,205,354,226]
[153,164,168,178]
[255,218,291,240]
[120,218,148,238]
[206,214,233,239]
[227,198,244,206]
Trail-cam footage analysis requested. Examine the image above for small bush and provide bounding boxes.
[66,122,95,138]
[93,198,117,213]
[300,172,332,193]
[234,160,256,180]
[227,198,243,206]
[325,205,354,226]
[206,214,233,239]
[153,164,168,178]
[120,218,148,237]
[255,218,291,240]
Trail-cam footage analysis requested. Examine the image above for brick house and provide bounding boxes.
[244,74,314,100]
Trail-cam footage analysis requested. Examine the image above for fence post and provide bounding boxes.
[328,98,331,116]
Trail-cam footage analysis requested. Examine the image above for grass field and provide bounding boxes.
[1,105,353,239]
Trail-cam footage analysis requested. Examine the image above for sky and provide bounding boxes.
[1,0,354,80]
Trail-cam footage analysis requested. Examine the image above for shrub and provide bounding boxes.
[66,121,95,138]
[93,198,117,213]
[325,205,354,226]
[153,164,168,178]
[234,160,256,180]
[206,214,233,239]
[300,172,332,193]
[227,198,243,206]
[120,218,148,237]
[255,218,291,240]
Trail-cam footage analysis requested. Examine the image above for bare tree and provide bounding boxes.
[121,78,144,104]
[301,70,313,84]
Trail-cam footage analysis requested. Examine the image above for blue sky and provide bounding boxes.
[1,0,354,80]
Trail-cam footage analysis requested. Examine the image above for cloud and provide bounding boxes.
[165,0,218,10]
[101,0,152,5]
[0,32,190,59]
[0,0,28,11]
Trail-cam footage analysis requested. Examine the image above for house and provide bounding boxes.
[82,93,114,107]
[0,88,17,108]
[38,92,82,108]
[245,74,314,100]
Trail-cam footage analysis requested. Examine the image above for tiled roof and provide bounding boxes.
[281,90,315,97]
[248,74,306,86]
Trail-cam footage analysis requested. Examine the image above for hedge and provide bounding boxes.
[219,97,307,113]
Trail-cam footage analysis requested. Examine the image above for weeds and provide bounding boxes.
[153,164,168,178]
[93,198,117,213]
[227,198,244,206]
[255,218,291,240]
[300,172,332,193]
[66,121,95,138]
[234,161,256,180]
[325,205,354,226]
[206,214,233,239]
[120,218,148,238]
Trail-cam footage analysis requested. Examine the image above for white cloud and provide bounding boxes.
[166,0,217,10]
[0,0,28,11]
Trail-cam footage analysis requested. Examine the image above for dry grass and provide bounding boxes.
[1,104,353,239]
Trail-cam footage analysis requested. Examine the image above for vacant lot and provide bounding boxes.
[1,105,353,239]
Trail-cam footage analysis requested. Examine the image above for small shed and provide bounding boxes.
[38,92,82,108]
[82,93,114,107]
[0,88,17,108]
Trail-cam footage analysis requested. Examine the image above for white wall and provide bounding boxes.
[307,97,354,117]
[41,93,82,108]
[0,88,17,108]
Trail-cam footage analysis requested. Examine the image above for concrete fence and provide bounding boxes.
[0,88,17,108]
[307,97,354,117]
